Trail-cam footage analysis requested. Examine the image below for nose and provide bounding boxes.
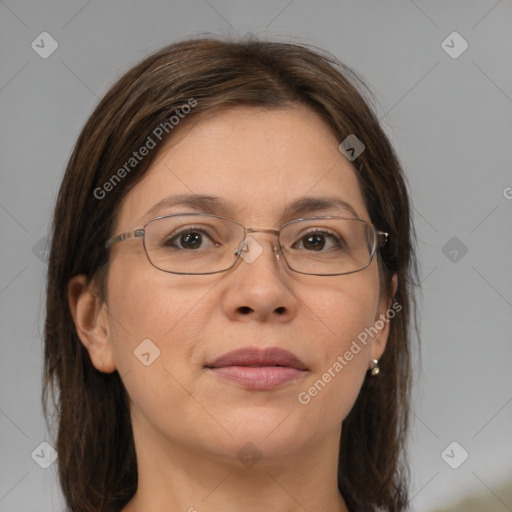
[222,231,297,322]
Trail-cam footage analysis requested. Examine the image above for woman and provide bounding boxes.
[43,37,419,512]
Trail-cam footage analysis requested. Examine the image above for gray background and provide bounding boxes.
[1,1,511,511]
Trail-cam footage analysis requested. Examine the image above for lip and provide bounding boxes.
[205,347,308,390]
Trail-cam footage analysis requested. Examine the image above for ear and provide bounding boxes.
[68,274,116,373]
[370,273,398,362]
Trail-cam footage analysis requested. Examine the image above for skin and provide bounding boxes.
[69,105,397,512]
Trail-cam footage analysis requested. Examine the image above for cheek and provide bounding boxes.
[306,269,380,350]
[104,264,216,437]
[296,313,371,430]
[296,272,380,421]
[104,259,200,370]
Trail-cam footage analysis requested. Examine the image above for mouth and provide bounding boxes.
[205,347,308,390]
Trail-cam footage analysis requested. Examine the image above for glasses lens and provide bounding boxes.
[143,214,244,274]
[279,217,376,275]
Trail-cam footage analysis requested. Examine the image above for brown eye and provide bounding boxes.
[302,234,326,251]
[164,227,219,250]
[292,229,346,252]
[176,231,203,249]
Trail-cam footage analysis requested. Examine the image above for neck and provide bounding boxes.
[122,418,349,512]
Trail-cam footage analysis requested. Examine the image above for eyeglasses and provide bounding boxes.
[105,213,389,276]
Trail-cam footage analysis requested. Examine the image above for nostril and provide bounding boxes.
[239,306,252,314]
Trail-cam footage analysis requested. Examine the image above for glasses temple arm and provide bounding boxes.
[105,229,145,249]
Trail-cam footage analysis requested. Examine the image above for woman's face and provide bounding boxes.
[96,105,393,463]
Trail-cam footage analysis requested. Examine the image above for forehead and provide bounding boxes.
[116,105,370,230]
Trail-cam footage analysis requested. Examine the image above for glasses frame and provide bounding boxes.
[105,212,389,276]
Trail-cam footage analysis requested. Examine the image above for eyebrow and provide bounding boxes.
[138,193,361,225]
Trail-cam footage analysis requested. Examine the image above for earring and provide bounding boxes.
[370,359,380,376]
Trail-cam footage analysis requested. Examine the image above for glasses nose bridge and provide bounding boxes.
[244,227,281,252]
[246,227,279,235]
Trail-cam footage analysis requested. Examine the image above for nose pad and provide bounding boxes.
[234,238,282,265]
[234,239,246,257]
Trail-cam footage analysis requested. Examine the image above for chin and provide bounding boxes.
[204,405,316,462]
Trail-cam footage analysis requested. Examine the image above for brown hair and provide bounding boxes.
[43,37,419,512]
